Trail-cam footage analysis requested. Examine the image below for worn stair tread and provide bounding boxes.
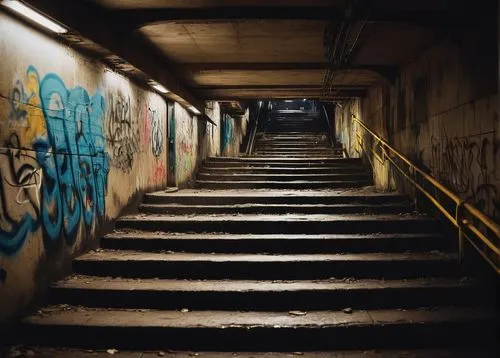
[146,188,396,198]
[117,213,432,223]
[17,349,499,358]
[75,251,456,263]
[53,276,475,292]
[199,167,367,172]
[196,180,369,185]
[139,203,409,209]
[197,174,365,178]
[24,306,495,328]
[103,232,441,241]
[208,157,358,162]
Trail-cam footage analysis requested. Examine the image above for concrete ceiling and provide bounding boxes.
[91,0,348,9]
[140,20,327,64]
[28,0,474,102]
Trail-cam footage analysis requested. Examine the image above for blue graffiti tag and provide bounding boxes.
[0,67,109,254]
[221,114,234,153]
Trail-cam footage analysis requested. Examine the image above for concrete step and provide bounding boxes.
[255,143,331,147]
[101,232,450,253]
[254,141,331,146]
[258,132,327,135]
[250,154,344,158]
[195,180,370,189]
[138,203,412,215]
[255,143,335,146]
[143,189,409,205]
[257,136,328,140]
[253,147,339,152]
[268,124,324,128]
[206,157,360,164]
[250,154,344,159]
[198,166,368,174]
[252,151,341,155]
[253,150,339,154]
[50,277,489,310]
[196,173,369,182]
[13,348,500,358]
[204,162,361,168]
[19,307,497,350]
[73,250,457,280]
[115,214,439,234]
[257,133,328,136]
[255,138,330,143]
[267,129,326,133]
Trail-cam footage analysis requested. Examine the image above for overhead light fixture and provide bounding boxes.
[1,0,67,34]
[150,83,169,94]
[188,106,201,115]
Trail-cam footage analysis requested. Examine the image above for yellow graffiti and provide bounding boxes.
[8,67,47,146]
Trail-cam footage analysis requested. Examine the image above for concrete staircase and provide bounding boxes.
[14,125,498,355]
[266,110,326,132]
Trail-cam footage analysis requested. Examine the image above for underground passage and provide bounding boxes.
[0,0,499,357]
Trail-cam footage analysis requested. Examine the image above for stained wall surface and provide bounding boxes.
[174,101,248,186]
[221,110,250,157]
[336,30,499,223]
[0,13,247,323]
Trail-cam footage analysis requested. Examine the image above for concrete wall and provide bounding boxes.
[221,110,249,157]
[0,13,248,324]
[0,12,169,323]
[337,29,499,223]
[174,101,249,186]
[174,102,200,187]
[205,101,221,158]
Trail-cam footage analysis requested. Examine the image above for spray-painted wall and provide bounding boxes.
[221,110,249,157]
[0,12,168,323]
[174,102,199,187]
[337,30,499,223]
[174,102,249,186]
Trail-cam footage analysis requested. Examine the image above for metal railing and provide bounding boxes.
[320,103,336,148]
[352,115,500,274]
[245,101,266,156]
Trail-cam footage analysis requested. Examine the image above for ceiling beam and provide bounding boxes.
[116,7,453,29]
[184,63,398,82]
[194,87,366,100]
[185,63,394,72]
[192,85,368,90]
[23,0,207,113]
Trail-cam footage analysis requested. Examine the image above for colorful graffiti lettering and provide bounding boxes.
[105,92,139,171]
[0,66,109,255]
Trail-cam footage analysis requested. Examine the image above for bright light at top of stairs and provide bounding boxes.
[2,0,67,34]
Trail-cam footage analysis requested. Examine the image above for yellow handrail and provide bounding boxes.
[352,116,500,274]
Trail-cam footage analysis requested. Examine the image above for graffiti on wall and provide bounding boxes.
[140,105,163,157]
[151,161,166,185]
[149,108,163,157]
[105,92,139,172]
[178,141,194,174]
[429,132,499,221]
[0,66,109,256]
[221,115,234,154]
